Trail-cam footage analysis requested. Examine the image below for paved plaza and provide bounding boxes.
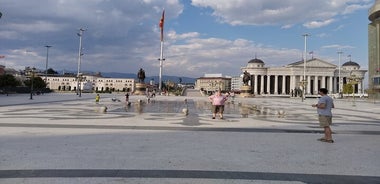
[0,93,379,184]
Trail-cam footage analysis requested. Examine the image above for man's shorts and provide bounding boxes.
[212,105,224,113]
[319,115,332,127]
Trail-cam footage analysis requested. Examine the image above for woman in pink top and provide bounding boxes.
[209,90,228,119]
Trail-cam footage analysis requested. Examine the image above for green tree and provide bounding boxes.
[24,76,47,90]
[46,68,58,74]
[0,74,21,87]
[343,84,353,94]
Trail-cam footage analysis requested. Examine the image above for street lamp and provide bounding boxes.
[337,51,343,97]
[302,33,310,102]
[348,72,360,107]
[76,28,85,96]
[44,45,52,85]
[77,73,84,97]
[29,67,36,100]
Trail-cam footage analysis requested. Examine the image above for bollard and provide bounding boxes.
[182,108,189,116]
[99,106,107,113]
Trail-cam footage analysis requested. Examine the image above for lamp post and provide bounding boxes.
[302,33,310,102]
[44,45,52,85]
[29,67,36,100]
[76,28,85,96]
[348,73,359,107]
[337,51,343,97]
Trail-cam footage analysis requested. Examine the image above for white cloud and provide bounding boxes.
[322,44,355,50]
[8,21,65,33]
[303,19,336,29]
[167,31,200,40]
[191,0,371,28]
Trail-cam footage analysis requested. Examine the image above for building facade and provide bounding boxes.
[195,74,232,93]
[241,57,367,96]
[230,76,243,91]
[368,0,380,97]
[45,74,135,93]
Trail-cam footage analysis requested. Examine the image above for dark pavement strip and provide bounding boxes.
[0,169,378,184]
[0,123,379,135]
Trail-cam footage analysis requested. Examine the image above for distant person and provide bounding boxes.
[230,91,235,102]
[209,90,228,119]
[312,88,335,143]
[95,94,100,104]
[125,93,129,102]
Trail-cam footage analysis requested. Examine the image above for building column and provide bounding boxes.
[314,76,319,93]
[322,76,326,88]
[307,75,311,95]
[291,75,296,91]
[260,75,265,94]
[254,75,258,94]
[358,80,363,94]
[333,77,337,93]
[329,76,333,93]
[274,75,278,94]
[267,75,271,94]
[282,75,286,94]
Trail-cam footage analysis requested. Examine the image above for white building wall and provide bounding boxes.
[46,75,135,92]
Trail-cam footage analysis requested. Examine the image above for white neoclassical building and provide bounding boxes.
[45,74,135,93]
[241,57,367,96]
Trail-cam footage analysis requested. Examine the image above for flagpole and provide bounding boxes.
[158,9,165,93]
[159,40,164,92]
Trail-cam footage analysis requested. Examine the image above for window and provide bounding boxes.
[374,77,380,85]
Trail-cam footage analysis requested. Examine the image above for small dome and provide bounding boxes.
[342,61,360,67]
[248,58,264,64]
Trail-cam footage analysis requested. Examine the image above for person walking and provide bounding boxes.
[209,90,228,119]
[125,93,129,102]
[95,94,100,104]
[312,88,335,143]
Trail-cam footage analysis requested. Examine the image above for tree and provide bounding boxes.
[24,76,47,90]
[46,68,58,74]
[0,74,21,88]
[343,84,353,94]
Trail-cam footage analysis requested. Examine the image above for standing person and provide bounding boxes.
[230,91,235,102]
[95,94,100,104]
[209,90,228,119]
[312,88,335,143]
[125,93,129,102]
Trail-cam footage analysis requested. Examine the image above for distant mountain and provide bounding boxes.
[101,72,196,84]
[101,72,136,78]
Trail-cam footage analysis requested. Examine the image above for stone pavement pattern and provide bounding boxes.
[0,93,379,184]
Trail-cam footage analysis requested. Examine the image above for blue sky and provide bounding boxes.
[0,0,374,82]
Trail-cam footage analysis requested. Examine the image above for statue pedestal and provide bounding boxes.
[134,83,146,95]
[240,85,253,98]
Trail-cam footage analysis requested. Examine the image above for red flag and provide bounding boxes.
[159,10,165,41]
[0,55,5,59]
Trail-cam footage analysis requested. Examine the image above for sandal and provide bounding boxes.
[317,138,326,141]
[322,139,334,143]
